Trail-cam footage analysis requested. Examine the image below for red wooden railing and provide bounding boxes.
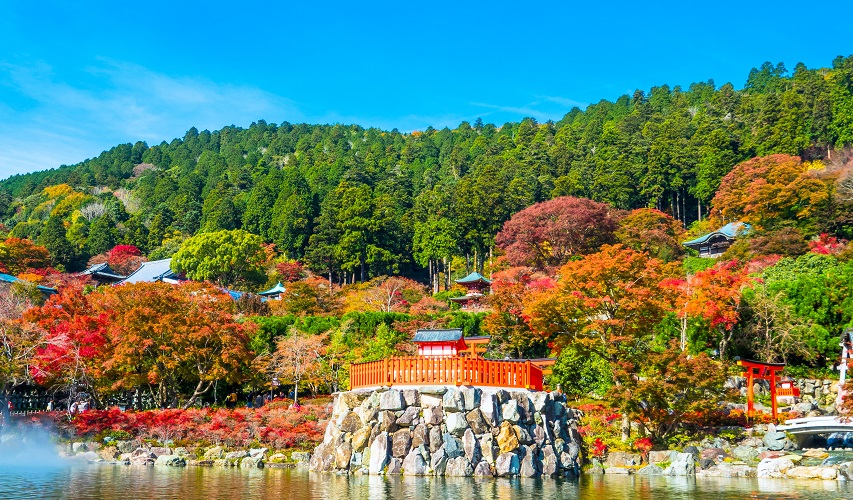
[348,356,544,391]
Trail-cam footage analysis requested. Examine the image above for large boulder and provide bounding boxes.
[638,465,664,475]
[763,430,792,451]
[429,427,444,453]
[511,392,533,423]
[514,425,534,445]
[378,411,398,433]
[386,457,403,475]
[402,390,420,408]
[155,455,186,467]
[699,448,728,462]
[480,434,498,464]
[757,457,794,478]
[203,446,225,460]
[340,390,370,409]
[130,448,156,466]
[392,430,412,458]
[465,409,489,435]
[473,460,493,477]
[519,445,540,477]
[458,387,481,411]
[605,451,644,467]
[368,432,391,474]
[430,447,448,475]
[501,400,521,424]
[339,412,363,433]
[402,448,427,475]
[731,445,759,463]
[380,390,405,412]
[423,406,443,426]
[411,424,429,449]
[443,434,465,459]
[480,392,499,427]
[351,426,372,453]
[529,392,550,413]
[225,451,248,461]
[241,456,264,469]
[446,412,469,437]
[445,456,474,476]
[541,445,559,476]
[335,442,353,469]
[396,406,420,427]
[495,452,520,477]
[497,421,519,454]
[667,453,695,476]
[785,466,837,480]
[462,429,481,464]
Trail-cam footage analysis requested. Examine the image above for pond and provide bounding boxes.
[1,464,851,500]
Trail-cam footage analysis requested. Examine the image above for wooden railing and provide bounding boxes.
[349,356,544,391]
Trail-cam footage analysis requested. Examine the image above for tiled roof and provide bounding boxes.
[0,273,57,295]
[683,222,752,247]
[258,282,286,296]
[79,262,125,280]
[119,258,179,284]
[413,329,463,342]
[455,272,492,285]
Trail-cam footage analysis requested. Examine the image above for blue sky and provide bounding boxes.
[1,1,851,178]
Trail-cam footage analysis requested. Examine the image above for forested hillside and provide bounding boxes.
[1,56,853,280]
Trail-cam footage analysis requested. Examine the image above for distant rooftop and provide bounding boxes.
[119,258,181,284]
[683,221,752,247]
[413,329,463,343]
[455,272,491,285]
[258,282,286,296]
[79,262,125,281]
[0,273,57,295]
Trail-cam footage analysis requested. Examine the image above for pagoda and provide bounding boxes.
[449,271,491,310]
[258,282,286,300]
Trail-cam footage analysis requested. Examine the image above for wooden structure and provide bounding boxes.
[349,329,554,391]
[735,357,785,420]
[683,221,751,258]
[78,262,126,285]
[349,356,545,391]
[258,282,286,300]
[449,272,491,309]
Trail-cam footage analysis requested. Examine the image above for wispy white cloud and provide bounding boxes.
[0,60,302,178]
[471,95,589,123]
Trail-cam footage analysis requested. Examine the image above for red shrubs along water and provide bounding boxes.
[26,399,331,450]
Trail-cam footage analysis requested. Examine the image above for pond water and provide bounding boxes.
[1,464,852,500]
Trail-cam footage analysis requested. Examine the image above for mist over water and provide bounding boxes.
[0,424,67,468]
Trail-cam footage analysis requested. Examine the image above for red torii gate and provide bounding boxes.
[735,357,785,420]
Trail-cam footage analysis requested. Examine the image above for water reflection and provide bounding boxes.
[1,465,851,500]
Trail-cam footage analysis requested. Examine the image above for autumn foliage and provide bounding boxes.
[495,196,616,269]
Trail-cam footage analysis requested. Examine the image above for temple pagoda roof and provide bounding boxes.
[455,272,491,286]
[258,282,286,296]
[683,221,751,248]
[0,273,57,296]
[413,329,463,343]
[119,258,181,284]
[79,262,126,282]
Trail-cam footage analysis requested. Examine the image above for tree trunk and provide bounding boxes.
[0,386,12,429]
[698,199,702,222]
[621,414,631,443]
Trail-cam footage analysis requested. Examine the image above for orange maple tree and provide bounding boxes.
[523,244,679,364]
[96,282,254,409]
[711,154,832,228]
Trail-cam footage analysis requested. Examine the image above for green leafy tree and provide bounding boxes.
[172,229,268,289]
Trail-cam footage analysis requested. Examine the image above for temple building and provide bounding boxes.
[78,262,126,285]
[683,221,751,258]
[258,282,286,300]
[449,271,491,310]
[118,258,183,284]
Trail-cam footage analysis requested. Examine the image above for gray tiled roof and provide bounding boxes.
[413,329,463,342]
[119,258,179,284]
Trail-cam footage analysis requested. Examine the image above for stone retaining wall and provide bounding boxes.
[309,386,582,478]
